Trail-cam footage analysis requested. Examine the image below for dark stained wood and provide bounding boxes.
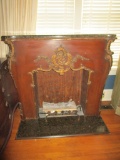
[1,109,120,160]
[1,35,116,119]
[80,69,89,113]
[0,61,19,154]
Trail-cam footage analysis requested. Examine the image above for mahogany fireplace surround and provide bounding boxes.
[2,34,116,120]
[0,34,117,152]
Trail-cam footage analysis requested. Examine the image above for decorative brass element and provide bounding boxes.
[87,70,93,85]
[29,46,93,87]
[33,46,93,75]
[51,46,72,75]
[72,55,89,62]
[105,38,116,66]
[4,40,15,70]
[4,39,17,88]
[34,46,72,75]
[28,72,35,88]
[34,56,52,72]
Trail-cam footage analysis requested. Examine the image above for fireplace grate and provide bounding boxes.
[39,100,84,118]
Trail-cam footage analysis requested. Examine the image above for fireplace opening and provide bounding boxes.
[39,100,83,118]
[32,68,92,118]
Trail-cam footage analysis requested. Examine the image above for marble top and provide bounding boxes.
[1,34,116,41]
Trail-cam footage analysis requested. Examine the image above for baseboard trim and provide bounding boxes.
[101,101,111,106]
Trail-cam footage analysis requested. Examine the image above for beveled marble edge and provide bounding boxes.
[1,34,116,41]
